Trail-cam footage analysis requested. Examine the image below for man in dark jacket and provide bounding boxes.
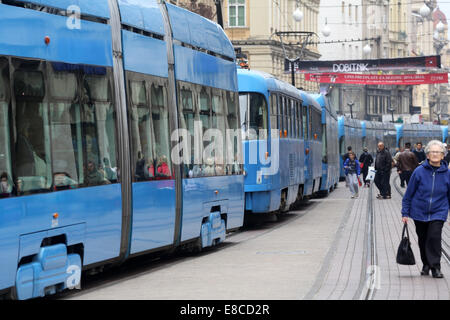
[413,142,426,164]
[397,142,419,186]
[374,142,392,199]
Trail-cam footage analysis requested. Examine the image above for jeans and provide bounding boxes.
[347,173,359,196]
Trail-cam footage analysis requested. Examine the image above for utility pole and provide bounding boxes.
[214,0,223,28]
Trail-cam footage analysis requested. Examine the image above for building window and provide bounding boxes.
[228,0,245,27]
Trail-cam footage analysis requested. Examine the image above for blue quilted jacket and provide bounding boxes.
[401,160,450,222]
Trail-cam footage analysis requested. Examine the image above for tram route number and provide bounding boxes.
[179,304,270,317]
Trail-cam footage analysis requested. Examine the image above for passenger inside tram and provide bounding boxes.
[156,155,170,177]
[85,160,110,186]
[0,172,13,197]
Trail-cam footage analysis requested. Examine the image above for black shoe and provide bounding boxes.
[432,268,444,278]
[421,265,430,276]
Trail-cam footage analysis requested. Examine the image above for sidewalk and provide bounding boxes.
[307,176,450,300]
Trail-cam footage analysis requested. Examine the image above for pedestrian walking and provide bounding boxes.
[401,140,449,278]
[397,142,418,187]
[393,147,406,187]
[343,151,361,198]
[374,142,392,199]
[443,143,450,165]
[359,147,373,187]
[343,146,352,187]
[413,142,426,164]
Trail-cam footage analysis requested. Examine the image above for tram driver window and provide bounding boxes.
[247,93,268,140]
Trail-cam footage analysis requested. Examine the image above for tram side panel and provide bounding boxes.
[0,3,123,297]
[167,3,244,244]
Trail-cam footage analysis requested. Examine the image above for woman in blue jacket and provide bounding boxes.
[343,151,361,198]
[401,140,449,278]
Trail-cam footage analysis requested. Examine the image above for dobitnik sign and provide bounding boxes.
[305,72,448,85]
[285,55,441,73]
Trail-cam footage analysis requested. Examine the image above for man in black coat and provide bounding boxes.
[374,142,392,199]
[413,142,426,164]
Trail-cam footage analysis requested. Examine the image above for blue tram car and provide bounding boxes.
[396,123,445,148]
[312,94,339,195]
[237,69,305,214]
[0,0,244,299]
[300,91,323,198]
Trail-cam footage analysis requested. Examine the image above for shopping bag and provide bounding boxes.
[396,223,415,265]
[357,176,362,187]
[366,166,376,181]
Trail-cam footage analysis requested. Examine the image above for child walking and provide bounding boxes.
[343,151,361,198]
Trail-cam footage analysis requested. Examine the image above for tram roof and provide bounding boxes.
[237,69,301,99]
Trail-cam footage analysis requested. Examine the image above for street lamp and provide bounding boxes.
[322,18,331,38]
[419,2,431,18]
[347,102,354,119]
[363,44,372,56]
[293,7,304,22]
[388,106,395,123]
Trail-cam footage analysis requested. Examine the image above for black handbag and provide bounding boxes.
[396,223,416,265]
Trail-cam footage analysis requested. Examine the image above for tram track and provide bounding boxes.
[360,182,377,300]
[393,176,450,268]
[55,200,319,300]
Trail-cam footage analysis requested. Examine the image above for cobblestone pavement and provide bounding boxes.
[308,176,450,300]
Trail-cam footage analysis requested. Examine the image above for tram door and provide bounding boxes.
[127,77,176,254]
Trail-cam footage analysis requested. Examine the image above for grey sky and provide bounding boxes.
[437,1,450,39]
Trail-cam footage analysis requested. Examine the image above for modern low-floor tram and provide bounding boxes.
[0,0,244,300]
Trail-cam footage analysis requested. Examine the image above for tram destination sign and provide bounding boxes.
[285,55,441,73]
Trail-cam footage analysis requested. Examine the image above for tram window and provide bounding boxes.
[211,92,225,176]
[81,73,117,187]
[322,122,327,163]
[129,75,171,181]
[246,93,268,140]
[270,93,277,132]
[226,91,242,175]
[150,83,171,179]
[179,85,197,177]
[291,100,296,138]
[13,62,52,194]
[279,96,284,135]
[312,110,322,140]
[49,68,81,190]
[297,102,302,138]
[283,98,288,138]
[0,58,12,197]
[198,87,214,177]
[302,105,308,140]
[287,99,292,138]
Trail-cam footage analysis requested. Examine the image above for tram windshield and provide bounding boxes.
[239,93,268,140]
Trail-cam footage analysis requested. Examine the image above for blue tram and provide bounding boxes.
[396,123,444,148]
[0,0,244,299]
[237,69,305,214]
[312,94,339,194]
[299,91,323,198]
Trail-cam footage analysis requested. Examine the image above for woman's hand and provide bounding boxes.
[402,217,408,224]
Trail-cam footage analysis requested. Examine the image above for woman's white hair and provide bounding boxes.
[424,140,446,154]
